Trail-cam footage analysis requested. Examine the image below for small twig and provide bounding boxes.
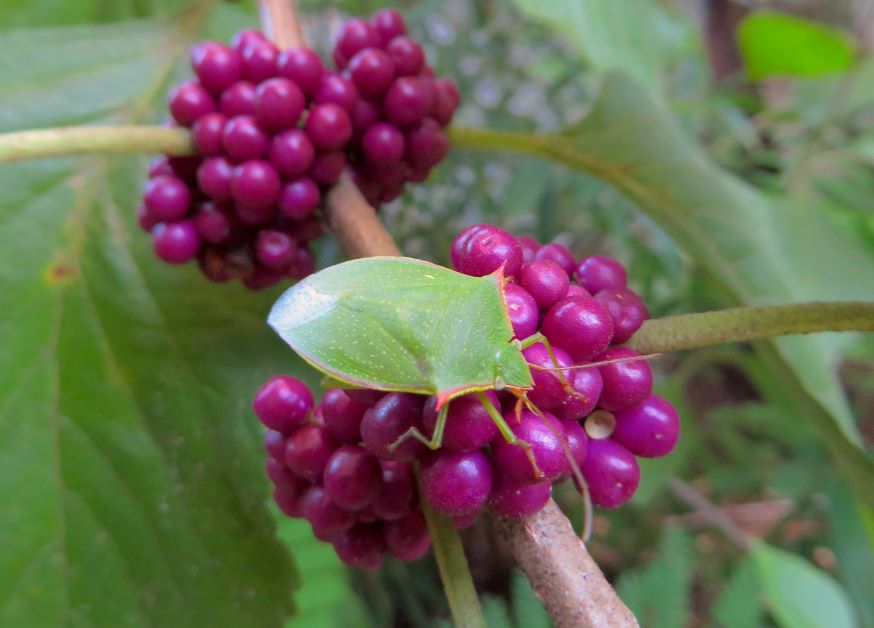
[668,478,753,552]
[259,0,304,48]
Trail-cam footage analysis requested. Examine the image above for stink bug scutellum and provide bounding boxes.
[268,256,582,471]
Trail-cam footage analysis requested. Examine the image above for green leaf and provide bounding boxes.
[510,570,550,628]
[511,0,665,95]
[616,526,692,628]
[0,0,192,27]
[713,556,764,628]
[451,72,874,520]
[738,11,856,80]
[753,543,858,628]
[0,15,302,626]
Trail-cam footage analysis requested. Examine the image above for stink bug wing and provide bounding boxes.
[268,257,530,396]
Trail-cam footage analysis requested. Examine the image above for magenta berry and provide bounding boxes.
[503,283,539,340]
[302,486,356,541]
[274,482,307,518]
[597,347,652,412]
[143,175,191,221]
[321,388,370,443]
[521,342,574,410]
[255,78,305,132]
[333,523,386,570]
[255,230,295,269]
[192,43,242,94]
[264,429,286,460]
[348,48,396,97]
[284,424,335,481]
[576,255,627,294]
[313,74,360,113]
[360,393,426,462]
[152,221,200,264]
[612,395,680,458]
[192,112,227,156]
[405,118,449,170]
[372,460,415,521]
[384,510,430,561]
[383,77,432,127]
[595,287,649,344]
[580,437,640,508]
[492,409,569,484]
[231,160,280,209]
[222,115,269,161]
[334,18,379,68]
[422,391,500,451]
[420,449,493,516]
[323,445,383,511]
[489,475,552,519]
[277,47,324,97]
[278,178,320,220]
[240,40,278,83]
[371,9,407,44]
[253,375,314,433]
[362,122,405,163]
[451,224,523,278]
[195,201,233,244]
[519,259,570,311]
[541,295,614,362]
[269,129,314,178]
[196,157,233,202]
[220,81,257,117]
[535,242,576,276]
[560,419,589,469]
[168,81,215,126]
[551,366,603,421]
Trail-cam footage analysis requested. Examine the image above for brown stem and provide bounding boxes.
[258,2,635,626]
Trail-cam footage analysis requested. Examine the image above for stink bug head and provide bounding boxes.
[268,256,533,401]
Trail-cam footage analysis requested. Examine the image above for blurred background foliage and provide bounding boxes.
[1,0,873,626]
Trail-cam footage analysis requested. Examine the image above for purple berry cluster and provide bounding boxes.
[138,10,459,289]
[450,224,681,509]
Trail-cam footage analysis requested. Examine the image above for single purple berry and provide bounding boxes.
[519,259,570,311]
[503,283,539,340]
[168,81,216,126]
[362,122,405,163]
[152,220,200,264]
[334,18,379,68]
[432,78,460,127]
[219,81,257,117]
[196,157,233,202]
[269,129,315,178]
[492,409,569,484]
[143,175,191,221]
[256,229,295,269]
[422,391,500,451]
[451,224,523,278]
[346,389,386,406]
[386,36,425,76]
[255,78,305,132]
[360,392,426,462]
[231,160,280,209]
[305,103,353,151]
[333,522,386,570]
[231,29,268,54]
[278,178,320,220]
[541,296,614,362]
[241,40,278,83]
[384,510,430,561]
[612,395,679,458]
[521,342,574,410]
[284,424,335,481]
[597,347,652,412]
[253,375,314,433]
[348,48,396,97]
[192,43,242,94]
[535,242,576,276]
[313,74,360,113]
[194,201,233,244]
[192,112,227,156]
[274,481,309,518]
[452,511,479,530]
[323,445,383,511]
[576,255,628,294]
[372,460,415,521]
[580,437,640,508]
[561,419,589,470]
[264,429,287,460]
[551,366,603,421]
[420,449,493,516]
[137,204,158,233]
[222,115,269,161]
[351,99,381,136]
[595,288,649,344]
[148,156,174,178]
[265,457,296,489]
[321,388,370,443]
[566,284,590,299]
[384,77,432,127]
[404,118,449,169]
[288,245,316,280]
[302,485,356,541]
[308,151,346,185]
[234,202,275,226]
[489,475,551,519]
[370,9,407,45]
[276,47,324,97]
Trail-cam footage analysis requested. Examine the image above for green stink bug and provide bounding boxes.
[268,256,569,459]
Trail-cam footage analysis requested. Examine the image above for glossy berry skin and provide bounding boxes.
[196,157,233,202]
[519,259,570,311]
[580,438,640,508]
[371,9,407,45]
[323,445,383,511]
[372,460,415,521]
[420,449,493,516]
[595,288,649,344]
[264,429,286,460]
[503,283,539,340]
[421,391,500,451]
[168,81,215,126]
[560,419,589,470]
[192,43,242,94]
[576,255,627,294]
[152,221,199,264]
[313,74,360,113]
[333,523,386,570]
[360,393,426,462]
[255,78,305,132]
[451,224,523,279]
[321,388,370,443]
[334,18,379,68]
[253,375,313,433]
[305,103,353,151]
[386,36,425,77]
[612,395,680,458]
[302,486,356,541]
[405,118,449,169]
[195,201,233,243]
[597,347,652,412]
[278,178,320,220]
[284,424,335,481]
[231,160,280,209]
[432,78,461,127]
[541,296,614,363]
[492,410,569,484]
[266,457,296,489]
[383,77,432,127]
[521,343,574,410]
[274,482,307,518]
[551,366,603,421]
[240,40,278,83]
[269,129,314,178]
[222,115,268,161]
[277,47,324,97]
[252,375,313,434]
[143,175,191,221]
[192,112,227,155]
[308,151,346,185]
[348,48,396,97]
[384,511,430,561]
[489,475,551,519]
[362,123,405,163]
[219,81,257,117]
[535,243,576,276]
[256,230,295,269]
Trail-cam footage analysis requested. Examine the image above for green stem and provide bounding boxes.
[418,478,486,628]
[626,301,874,355]
[0,126,194,164]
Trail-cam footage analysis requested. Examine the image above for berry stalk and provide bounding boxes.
[626,301,874,355]
[0,126,193,164]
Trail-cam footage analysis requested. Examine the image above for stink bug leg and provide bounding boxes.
[515,332,588,403]
[388,402,449,452]
[474,391,545,481]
